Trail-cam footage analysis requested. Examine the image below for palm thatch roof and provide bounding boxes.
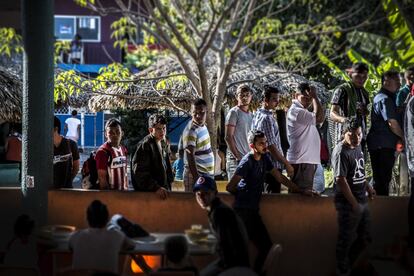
[89,50,330,112]
[0,66,22,123]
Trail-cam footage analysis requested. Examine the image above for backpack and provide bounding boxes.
[81,148,111,189]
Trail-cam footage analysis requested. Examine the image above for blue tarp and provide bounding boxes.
[57,63,107,74]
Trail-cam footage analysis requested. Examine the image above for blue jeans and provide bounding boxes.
[335,200,371,274]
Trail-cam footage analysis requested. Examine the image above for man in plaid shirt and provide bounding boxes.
[251,85,294,193]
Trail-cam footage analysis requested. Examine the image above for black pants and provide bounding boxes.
[335,200,371,274]
[369,148,396,196]
[235,208,272,273]
[264,170,282,193]
[409,177,414,250]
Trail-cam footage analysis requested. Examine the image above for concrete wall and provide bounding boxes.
[45,190,409,275]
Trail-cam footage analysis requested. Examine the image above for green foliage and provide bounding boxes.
[0,28,23,57]
[54,70,83,103]
[318,0,414,94]
[110,17,137,50]
[125,45,165,70]
[155,75,188,90]
[54,63,132,104]
[54,40,71,64]
[73,0,95,7]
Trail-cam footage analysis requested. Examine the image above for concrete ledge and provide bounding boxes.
[46,190,409,275]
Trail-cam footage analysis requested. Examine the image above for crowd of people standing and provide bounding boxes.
[50,63,414,275]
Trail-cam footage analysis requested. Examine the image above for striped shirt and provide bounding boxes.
[251,108,283,169]
[96,142,128,190]
[182,121,214,176]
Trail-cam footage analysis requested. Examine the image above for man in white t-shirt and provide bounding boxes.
[64,110,81,142]
[69,200,135,273]
[287,82,324,190]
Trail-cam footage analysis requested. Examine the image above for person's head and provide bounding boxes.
[71,110,78,117]
[54,116,61,134]
[74,33,82,41]
[262,85,280,110]
[9,123,22,134]
[341,117,362,148]
[193,176,217,210]
[382,70,401,93]
[105,118,123,146]
[404,67,414,87]
[295,82,314,109]
[87,200,109,228]
[148,114,167,142]
[235,84,253,107]
[164,235,188,264]
[191,98,207,125]
[14,214,35,238]
[348,63,369,88]
[248,130,267,155]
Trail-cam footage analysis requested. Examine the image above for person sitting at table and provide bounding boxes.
[69,200,135,274]
[193,175,250,276]
[157,235,199,275]
[3,214,38,268]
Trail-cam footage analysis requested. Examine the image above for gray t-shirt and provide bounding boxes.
[225,106,253,159]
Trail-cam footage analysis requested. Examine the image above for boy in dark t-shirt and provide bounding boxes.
[53,116,80,188]
[226,130,314,273]
[332,118,376,275]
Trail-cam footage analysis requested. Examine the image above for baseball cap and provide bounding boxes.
[193,175,217,192]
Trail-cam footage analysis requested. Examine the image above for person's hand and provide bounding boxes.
[367,185,376,200]
[286,163,294,178]
[156,187,168,200]
[301,189,320,197]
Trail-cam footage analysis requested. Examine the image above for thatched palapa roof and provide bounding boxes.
[89,50,330,112]
[0,66,22,123]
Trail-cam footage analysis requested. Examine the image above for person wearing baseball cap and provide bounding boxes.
[193,175,250,275]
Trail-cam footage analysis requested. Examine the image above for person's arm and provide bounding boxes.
[269,168,315,196]
[330,105,346,124]
[226,174,242,194]
[309,86,324,125]
[225,125,242,161]
[329,87,346,123]
[69,140,80,180]
[366,181,376,200]
[262,117,294,177]
[72,159,80,180]
[64,123,68,135]
[336,176,360,212]
[97,169,109,189]
[77,123,80,138]
[185,145,199,180]
[388,119,404,141]
[267,144,294,177]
